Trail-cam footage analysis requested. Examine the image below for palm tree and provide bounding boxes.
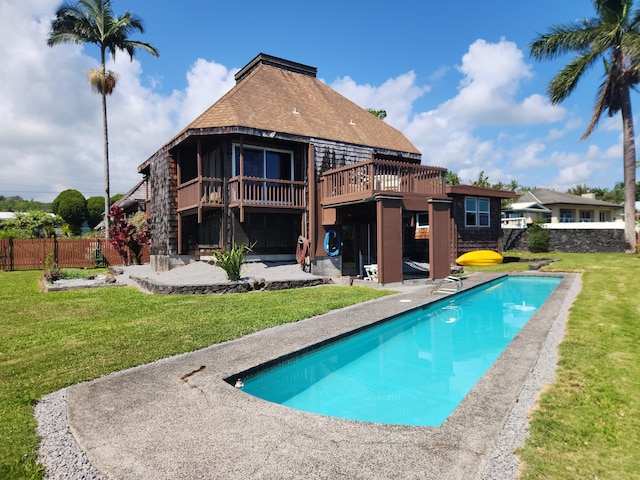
[47,0,158,239]
[530,0,640,252]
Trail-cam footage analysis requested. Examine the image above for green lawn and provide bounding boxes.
[2,253,639,479]
[0,271,391,479]
[467,252,640,479]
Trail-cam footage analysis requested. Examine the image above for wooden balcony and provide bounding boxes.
[177,177,224,212]
[228,176,306,209]
[320,159,447,206]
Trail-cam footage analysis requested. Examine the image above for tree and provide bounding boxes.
[445,170,461,186]
[52,189,87,236]
[366,108,387,120]
[567,184,592,196]
[47,0,159,239]
[530,0,640,252]
[471,170,490,188]
[86,195,105,229]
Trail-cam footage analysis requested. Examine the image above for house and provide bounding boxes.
[503,188,622,225]
[138,54,510,282]
[114,179,148,216]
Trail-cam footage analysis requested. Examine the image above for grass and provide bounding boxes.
[468,252,640,479]
[0,271,391,479]
[2,253,639,479]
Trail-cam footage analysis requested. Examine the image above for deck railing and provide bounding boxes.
[177,177,225,211]
[320,159,446,203]
[228,176,306,208]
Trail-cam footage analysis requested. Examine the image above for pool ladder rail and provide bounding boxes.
[430,276,463,295]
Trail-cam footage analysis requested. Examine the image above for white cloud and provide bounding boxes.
[331,71,428,130]
[177,59,238,128]
[0,1,236,201]
[440,39,565,126]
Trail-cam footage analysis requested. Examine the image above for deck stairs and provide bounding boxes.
[430,276,463,295]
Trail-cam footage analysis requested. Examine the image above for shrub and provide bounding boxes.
[528,218,550,253]
[211,243,253,281]
[43,254,60,283]
[108,205,150,265]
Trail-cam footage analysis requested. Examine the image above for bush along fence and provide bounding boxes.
[0,237,150,271]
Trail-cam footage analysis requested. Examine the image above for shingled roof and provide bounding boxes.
[151,54,420,158]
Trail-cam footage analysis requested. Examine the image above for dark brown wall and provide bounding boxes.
[450,195,504,256]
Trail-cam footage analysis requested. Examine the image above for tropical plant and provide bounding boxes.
[108,205,150,264]
[52,189,87,235]
[529,0,640,252]
[47,0,159,239]
[528,217,550,253]
[212,243,254,281]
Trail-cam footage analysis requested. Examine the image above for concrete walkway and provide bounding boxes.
[57,271,580,480]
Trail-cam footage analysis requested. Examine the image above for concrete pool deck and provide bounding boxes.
[43,272,580,479]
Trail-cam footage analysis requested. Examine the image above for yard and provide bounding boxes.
[1,253,639,479]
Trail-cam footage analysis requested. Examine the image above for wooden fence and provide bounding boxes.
[0,237,150,271]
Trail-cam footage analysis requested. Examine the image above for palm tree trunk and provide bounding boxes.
[102,89,110,240]
[620,88,637,252]
[100,47,111,241]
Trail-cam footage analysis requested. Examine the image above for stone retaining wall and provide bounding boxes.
[503,228,626,253]
[131,276,332,294]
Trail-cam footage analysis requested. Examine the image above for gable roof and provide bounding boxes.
[518,188,621,208]
[504,201,551,213]
[145,54,420,164]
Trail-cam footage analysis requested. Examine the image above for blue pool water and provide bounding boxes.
[240,275,562,426]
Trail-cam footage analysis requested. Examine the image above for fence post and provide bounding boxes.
[53,236,59,266]
[9,237,14,271]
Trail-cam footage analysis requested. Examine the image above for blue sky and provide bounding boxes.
[0,0,632,202]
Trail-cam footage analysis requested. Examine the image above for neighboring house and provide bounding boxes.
[114,179,148,215]
[138,54,509,282]
[503,188,622,225]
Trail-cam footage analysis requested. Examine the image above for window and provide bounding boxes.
[559,209,574,223]
[580,210,592,222]
[233,144,294,180]
[465,196,490,227]
[416,213,429,227]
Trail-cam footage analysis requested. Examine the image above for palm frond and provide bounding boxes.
[547,50,600,103]
[582,72,613,139]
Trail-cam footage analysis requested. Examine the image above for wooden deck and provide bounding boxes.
[320,159,447,206]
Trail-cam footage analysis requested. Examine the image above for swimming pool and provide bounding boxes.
[237,275,562,426]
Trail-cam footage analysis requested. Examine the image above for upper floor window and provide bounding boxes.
[465,196,490,227]
[233,144,294,180]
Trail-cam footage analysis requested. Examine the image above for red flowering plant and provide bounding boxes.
[108,205,150,265]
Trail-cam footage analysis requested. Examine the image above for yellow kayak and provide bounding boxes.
[455,250,503,266]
